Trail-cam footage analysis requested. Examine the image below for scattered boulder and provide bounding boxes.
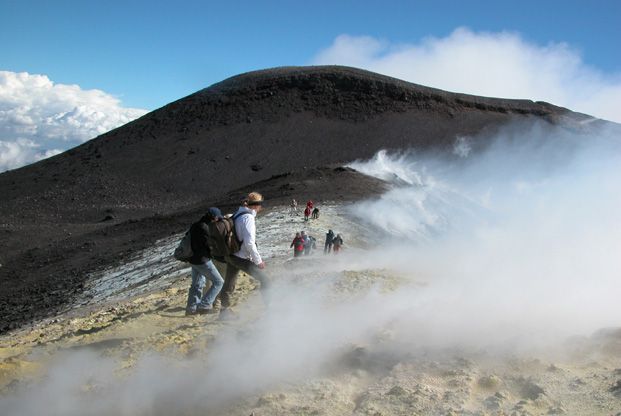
[478,374,502,389]
[387,385,409,397]
[518,378,546,400]
[483,391,507,410]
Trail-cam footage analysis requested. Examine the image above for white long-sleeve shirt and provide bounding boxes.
[233,206,263,265]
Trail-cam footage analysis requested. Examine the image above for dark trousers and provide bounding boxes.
[219,255,270,308]
[324,242,332,253]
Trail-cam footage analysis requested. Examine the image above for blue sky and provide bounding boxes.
[1,0,620,170]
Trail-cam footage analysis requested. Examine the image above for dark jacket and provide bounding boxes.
[189,218,212,265]
[325,231,335,245]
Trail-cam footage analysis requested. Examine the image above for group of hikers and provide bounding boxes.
[180,191,269,318]
[324,229,344,254]
[290,199,319,221]
[290,229,344,257]
[179,192,344,317]
[288,198,344,257]
[290,231,317,257]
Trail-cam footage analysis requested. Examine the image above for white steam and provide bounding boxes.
[348,122,621,342]
[2,122,620,414]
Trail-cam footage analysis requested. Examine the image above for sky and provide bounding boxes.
[1,0,620,171]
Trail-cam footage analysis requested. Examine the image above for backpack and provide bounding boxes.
[207,212,250,258]
[173,229,193,261]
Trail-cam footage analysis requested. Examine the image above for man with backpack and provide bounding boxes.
[303,232,316,255]
[324,229,335,254]
[185,207,225,316]
[218,192,270,318]
[312,207,320,219]
[332,234,344,254]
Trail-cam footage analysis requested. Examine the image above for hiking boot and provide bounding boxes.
[219,308,239,321]
[185,309,198,316]
[197,305,216,314]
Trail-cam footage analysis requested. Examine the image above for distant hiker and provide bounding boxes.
[219,192,270,318]
[290,199,298,215]
[312,207,319,219]
[300,231,309,255]
[324,229,335,254]
[303,233,316,256]
[332,234,344,254]
[185,208,225,316]
[304,205,311,222]
[290,232,305,257]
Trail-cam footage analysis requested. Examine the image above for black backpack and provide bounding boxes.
[173,229,193,262]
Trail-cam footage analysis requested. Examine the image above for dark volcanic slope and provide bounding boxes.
[0,66,596,229]
[0,65,608,332]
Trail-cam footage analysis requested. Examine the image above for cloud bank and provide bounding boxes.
[0,71,147,172]
[312,28,621,123]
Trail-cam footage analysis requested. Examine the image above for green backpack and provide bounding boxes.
[207,212,250,259]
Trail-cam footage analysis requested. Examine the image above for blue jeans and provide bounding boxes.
[187,260,224,312]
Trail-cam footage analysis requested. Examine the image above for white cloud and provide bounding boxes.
[0,71,148,172]
[0,139,62,171]
[312,28,621,123]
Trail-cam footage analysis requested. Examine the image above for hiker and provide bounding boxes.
[290,232,305,257]
[312,207,319,219]
[185,207,225,316]
[304,205,311,221]
[303,232,316,256]
[324,229,335,254]
[300,231,309,255]
[219,192,270,317]
[290,198,298,215]
[332,234,344,254]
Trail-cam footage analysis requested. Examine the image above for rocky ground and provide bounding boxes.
[0,165,387,333]
[1,205,619,416]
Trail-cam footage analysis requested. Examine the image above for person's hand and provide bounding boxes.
[258,261,266,269]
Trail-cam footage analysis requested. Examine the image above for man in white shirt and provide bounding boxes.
[219,192,270,316]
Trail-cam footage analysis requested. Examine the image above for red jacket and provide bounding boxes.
[291,237,305,251]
